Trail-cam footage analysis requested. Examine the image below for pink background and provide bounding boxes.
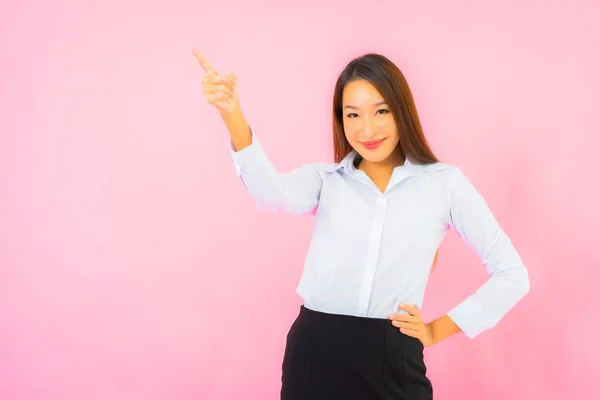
[1,1,599,399]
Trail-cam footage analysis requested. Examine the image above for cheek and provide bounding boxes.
[343,120,360,142]
[378,118,398,137]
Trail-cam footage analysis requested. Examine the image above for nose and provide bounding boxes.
[362,115,376,138]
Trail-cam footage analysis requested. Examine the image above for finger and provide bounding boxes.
[191,47,215,73]
[387,313,419,323]
[205,92,232,104]
[399,327,421,339]
[203,84,232,95]
[398,304,420,316]
[227,72,237,87]
[202,74,230,85]
[191,47,217,74]
[391,320,421,330]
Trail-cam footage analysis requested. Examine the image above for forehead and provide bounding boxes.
[342,79,384,105]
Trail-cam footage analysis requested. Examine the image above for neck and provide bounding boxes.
[357,148,405,177]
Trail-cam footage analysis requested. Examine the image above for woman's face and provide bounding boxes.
[341,79,400,164]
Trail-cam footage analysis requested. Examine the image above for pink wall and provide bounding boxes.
[1,1,599,399]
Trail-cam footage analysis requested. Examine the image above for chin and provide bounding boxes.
[357,149,394,163]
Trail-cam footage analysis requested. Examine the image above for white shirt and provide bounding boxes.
[229,132,530,338]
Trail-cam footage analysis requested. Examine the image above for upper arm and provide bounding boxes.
[229,131,328,216]
[263,163,325,215]
[448,168,498,261]
[447,168,523,269]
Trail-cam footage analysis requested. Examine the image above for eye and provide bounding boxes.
[346,113,359,118]
[376,109,389,115]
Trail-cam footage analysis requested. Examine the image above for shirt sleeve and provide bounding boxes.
[229,129,324,216]
[445,168,530,339]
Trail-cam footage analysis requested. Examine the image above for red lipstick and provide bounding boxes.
[361,138,385,150]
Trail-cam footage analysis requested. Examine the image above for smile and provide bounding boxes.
[360,138,386,150]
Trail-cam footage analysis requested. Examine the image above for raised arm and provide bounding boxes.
[192,48,324,215]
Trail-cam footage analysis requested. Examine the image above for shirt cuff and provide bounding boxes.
[446,297,486,339]
[228,128,268,175]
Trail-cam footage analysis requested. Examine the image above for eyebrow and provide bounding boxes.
[344,100,387,110]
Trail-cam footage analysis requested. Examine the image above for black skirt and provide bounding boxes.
[281,306,433,400]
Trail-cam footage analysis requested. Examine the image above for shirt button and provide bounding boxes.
[377,196,387,206]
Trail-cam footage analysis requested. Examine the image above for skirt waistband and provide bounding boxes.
[298,305,389,326]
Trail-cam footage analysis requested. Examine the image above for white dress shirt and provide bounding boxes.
[229,132,530,338]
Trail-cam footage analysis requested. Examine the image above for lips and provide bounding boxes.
[361,138,385,150]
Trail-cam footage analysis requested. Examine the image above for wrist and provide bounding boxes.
[425,322,437,346]
[221,106,252,151]
[426,315,461,346]
[219,101,243,123]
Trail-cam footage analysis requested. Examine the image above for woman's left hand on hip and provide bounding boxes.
[388,304,434,347]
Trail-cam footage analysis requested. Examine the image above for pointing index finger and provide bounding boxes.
[191,47,217,74]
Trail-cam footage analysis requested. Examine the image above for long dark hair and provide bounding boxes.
[332,53,438,164]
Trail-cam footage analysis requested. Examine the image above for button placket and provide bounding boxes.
[356,194,388,316]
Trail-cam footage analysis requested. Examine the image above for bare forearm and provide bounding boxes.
[221,105,252,151]
[427,315,462,346]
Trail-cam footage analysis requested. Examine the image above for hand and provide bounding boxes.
[191,47,238,113]
[388,304,435,347]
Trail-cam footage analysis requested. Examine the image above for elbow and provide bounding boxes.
[247,179,318,216]
[508,264,530,301]
[519,271,531,300]
[521,270,531,296]
[517,265,530,295]
[239,178,299,215]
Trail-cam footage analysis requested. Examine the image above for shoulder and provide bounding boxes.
[415,161,460,178]
[413,161,475,192]
[293,162,343,175]
[285,162,342,181]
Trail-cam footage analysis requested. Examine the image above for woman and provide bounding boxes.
[192,49,530,400]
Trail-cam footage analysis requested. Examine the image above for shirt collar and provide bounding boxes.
[323,150,427,175]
